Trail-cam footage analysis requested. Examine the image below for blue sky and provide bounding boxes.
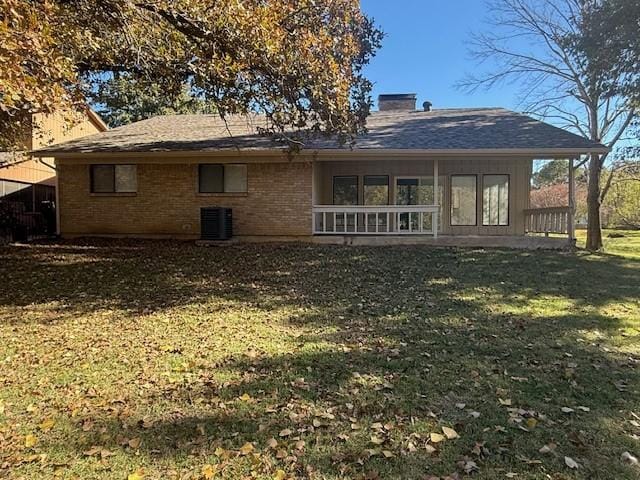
[361,0,522,111]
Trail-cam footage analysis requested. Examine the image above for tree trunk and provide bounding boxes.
[586,153,603,251]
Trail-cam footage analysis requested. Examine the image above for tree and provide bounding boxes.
[1,0,383,149]
[89,76,217,128]
[460,0,637,250]
[0,1,83,150]
[604,163,640,229]
[532,159,569,188]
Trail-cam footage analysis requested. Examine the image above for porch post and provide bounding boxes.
[568,157,576,246]
[433,159,439,239]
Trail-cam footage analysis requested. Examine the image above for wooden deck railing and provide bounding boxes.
[313,205,439,236]
[524,206,572,235]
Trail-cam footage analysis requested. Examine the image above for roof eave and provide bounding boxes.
[87,110,109,132]
[33,146,609,160]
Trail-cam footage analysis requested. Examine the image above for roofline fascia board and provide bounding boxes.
[87,110,109,132]
[34,146,609,160]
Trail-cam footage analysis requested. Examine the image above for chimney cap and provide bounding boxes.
[378,93,417,112]
[378,93,417,101]
[423,101,433,112]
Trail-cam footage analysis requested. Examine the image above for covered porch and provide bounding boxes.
[311,155,577,245]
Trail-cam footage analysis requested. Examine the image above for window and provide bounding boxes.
[198,164,247,193]
[363,176,389,205]
[90,165,137,193]
[333,176,358,205]
[451,175,477,226]
[483,175,509,226]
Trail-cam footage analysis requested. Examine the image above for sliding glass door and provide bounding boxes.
[395,177,444,232]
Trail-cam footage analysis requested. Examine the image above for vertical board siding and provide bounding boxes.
[316,157,533,236]
[1,111,104,187]
[31,112,104,150]
[0,158,56,185]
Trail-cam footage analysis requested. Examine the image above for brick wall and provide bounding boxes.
[58,161,313,238]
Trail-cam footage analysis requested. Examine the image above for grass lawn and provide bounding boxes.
[575,229,640,260]
[1,234,639,479]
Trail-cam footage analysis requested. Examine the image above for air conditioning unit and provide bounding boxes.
[200,207,232,240]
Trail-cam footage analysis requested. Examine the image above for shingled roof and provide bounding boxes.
[33,108,607,156]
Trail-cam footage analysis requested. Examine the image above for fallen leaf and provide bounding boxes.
[430,432,445,443]
[425,444,436,454]
[266,438,278,449]
[128,469,145,480]
[128,437,141,449]
[460,458,478,473]
[526,418,538,429]
[40,418,55,431]
[561,407,574,413]
[274,470,287,480]
[25,434,37,448]
[382,450,395,458]
[499,398,512,406]
[565,456,580,469]
[202,464,216,479]
[99,449,114,458]
[621,451,639,466]
[442,426,459,439]
[83,447,101,457]
[539,443,556,454]
[239,442,254,455]
[279,428,292,437]
[370,435,385,445]
[239,393,252,402]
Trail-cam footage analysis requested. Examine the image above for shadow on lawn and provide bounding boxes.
[0,239,638,320]
[57,310,640,478]
[2,240,639,477]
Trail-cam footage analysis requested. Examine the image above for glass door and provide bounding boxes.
[396,178,420,232]
[395,177,444,232]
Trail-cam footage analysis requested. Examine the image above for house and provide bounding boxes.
[33,94,607,247]
[1,110,107,237]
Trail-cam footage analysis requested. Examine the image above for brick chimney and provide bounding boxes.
[378,93,417,112]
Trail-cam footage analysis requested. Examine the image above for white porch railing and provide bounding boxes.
[313,205,439,236]
[524,206,571,235]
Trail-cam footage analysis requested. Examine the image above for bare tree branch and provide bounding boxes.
[459,0,638,250]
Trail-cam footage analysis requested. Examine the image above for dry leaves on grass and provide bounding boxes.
[1,240,639,479]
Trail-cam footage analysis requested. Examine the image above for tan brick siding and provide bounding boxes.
[58,161,313,238]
